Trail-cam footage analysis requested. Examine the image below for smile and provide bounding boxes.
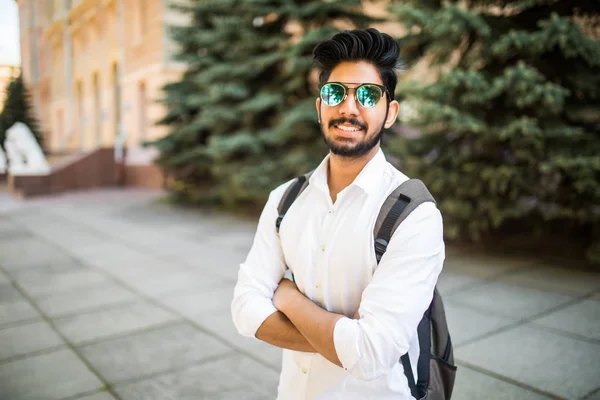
[334,125,362,132]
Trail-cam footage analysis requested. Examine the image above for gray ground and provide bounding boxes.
[0,188,599,400]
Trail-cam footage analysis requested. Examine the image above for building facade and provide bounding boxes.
[16,0,188,165]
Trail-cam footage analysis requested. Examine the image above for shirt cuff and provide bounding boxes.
[237,297,279,338]
[333,316,361,371]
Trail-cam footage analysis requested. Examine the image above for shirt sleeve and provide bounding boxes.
[231,183,291,338]
[333,202,445,380]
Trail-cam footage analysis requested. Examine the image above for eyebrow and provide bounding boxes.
[327,82,381,86]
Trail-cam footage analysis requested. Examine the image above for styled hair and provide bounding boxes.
[312,28,403,101]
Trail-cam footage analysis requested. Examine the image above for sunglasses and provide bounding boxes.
[320,82,388,109]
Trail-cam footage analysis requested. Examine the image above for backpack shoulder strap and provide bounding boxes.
[373,178,436,263]
[276,170,313,233]
[373,179,438,400]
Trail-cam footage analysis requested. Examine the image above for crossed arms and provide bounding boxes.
[255,278,360,367]
[231,189,445,380]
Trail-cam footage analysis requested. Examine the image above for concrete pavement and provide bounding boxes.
[0,188,599,400]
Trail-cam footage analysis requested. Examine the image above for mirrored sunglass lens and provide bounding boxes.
[356,85,382,108]
[321,84,345,106]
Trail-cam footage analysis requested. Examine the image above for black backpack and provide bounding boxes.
[276,173,457,400]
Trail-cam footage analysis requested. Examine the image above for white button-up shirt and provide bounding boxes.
[231,149,445,400]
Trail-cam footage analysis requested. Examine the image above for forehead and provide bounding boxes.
[327,61,383,86]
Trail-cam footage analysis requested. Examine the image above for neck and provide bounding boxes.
[327,145,379,203]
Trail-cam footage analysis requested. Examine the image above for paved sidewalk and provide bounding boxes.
[0,188,599,400]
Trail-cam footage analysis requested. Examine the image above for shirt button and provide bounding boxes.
[302,367,308,374]
[315,284,320,289]
[321,246,325,252]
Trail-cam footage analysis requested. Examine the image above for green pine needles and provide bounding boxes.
[149,0,376,207]
[389,0,600,262]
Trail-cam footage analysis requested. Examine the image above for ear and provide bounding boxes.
[384,100,400,129]
[316,98,321,123]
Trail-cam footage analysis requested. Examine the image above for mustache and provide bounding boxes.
[329,118,367,131]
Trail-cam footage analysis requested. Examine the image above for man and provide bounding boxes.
[231,28,444,400]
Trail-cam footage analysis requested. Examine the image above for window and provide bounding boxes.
[138,81,147,142]
[56,109,64,150]
[76,80,84,148]
[93,72,101,146]
[112,63,121,139]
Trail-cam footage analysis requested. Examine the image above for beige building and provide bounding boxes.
[16,0,188,164]
[0,65,21,112]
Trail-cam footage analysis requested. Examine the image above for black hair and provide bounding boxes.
[312,28,403,101]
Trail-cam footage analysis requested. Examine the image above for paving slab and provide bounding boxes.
[447,281,576,320]
[202,230,257,254]
[0,272,10,284]
[33,228,107,251]
[0,226,29,241]
[0,349,104,400]
[10,212,69,229]
[34,282,137,318]
[66,242,147,265]
[113,354,278,400]
[71,392,117,400]
[498,264,600,296]
[16,269,108,298]
[531,298,600,341]
[443,252,537,279]
[110,203,211,231]
[0,215,22,229]
[5,260,85,282]
[0,320,65,362]
[455,324,600,400]
[451,364,552,400]
[108,232,173,249]
[0,283,25,304]
[53,301,180,345]
[177,243,246,282]
[0,237,74,269]
[77,323,234,384]
[0,300,40,327]
[127,269,229,297]
[157,285,234,318]
[1,251,78,272]
[63,240,126,260]
[189,309,283,369]
[436,271,485,296]
[138,237,214,259]
[444,300,517,347]
[88,255,187,281]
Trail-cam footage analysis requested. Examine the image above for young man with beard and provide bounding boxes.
[231,28,445,400]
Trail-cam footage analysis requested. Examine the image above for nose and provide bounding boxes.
[338,88,360,117]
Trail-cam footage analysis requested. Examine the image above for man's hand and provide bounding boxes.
[273,278,301,312]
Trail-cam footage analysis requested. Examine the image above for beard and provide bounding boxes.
[321,117,386,158]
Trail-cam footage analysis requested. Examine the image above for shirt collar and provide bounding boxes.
[309,148,388,197]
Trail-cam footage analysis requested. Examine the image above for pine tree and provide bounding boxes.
[387,1,600,262]
[149,0,377,208]
[0,73,45,153]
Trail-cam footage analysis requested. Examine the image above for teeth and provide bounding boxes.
[336,125,361,132]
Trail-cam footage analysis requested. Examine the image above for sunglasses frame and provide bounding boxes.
[320,82,389,108]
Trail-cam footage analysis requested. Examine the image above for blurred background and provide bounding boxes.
[0,0,599,399]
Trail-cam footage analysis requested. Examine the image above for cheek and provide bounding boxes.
[367,108,388,128]
[321,109,337,125]
[362,112,381,130]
